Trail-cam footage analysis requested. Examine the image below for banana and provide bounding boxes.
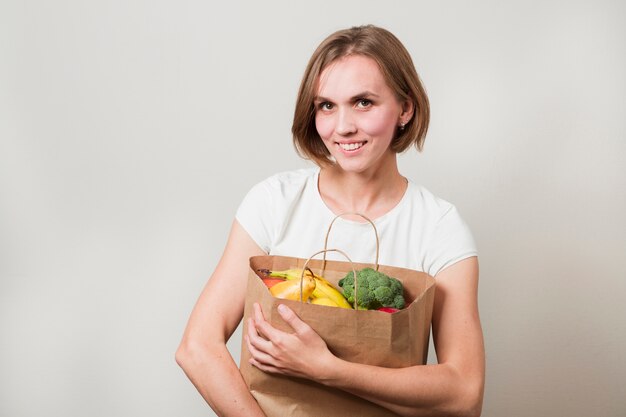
[311,277,353,309]
[260,268,312,280]
[310,297,339,307]
[261,268,353,309]
[269,273,316,301]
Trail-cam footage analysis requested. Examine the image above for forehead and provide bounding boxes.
[316,55,391,97]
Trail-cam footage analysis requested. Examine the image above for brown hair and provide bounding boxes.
[292,25,430,166]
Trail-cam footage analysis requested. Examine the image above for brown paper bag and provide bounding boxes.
[240,252,436,417]
[240,213,436,416]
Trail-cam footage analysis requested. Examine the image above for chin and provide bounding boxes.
[334,154,392,175]
[333,160,370,174]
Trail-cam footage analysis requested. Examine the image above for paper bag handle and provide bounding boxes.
[300,248,359,310]
[322,212,380,271]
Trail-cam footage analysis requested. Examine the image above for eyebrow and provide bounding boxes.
[314,91,380,103]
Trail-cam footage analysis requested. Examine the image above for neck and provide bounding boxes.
[318,155,407,221]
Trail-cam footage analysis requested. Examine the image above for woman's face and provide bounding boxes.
[314,54,409,174]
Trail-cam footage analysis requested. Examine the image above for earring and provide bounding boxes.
[399,122,406,131]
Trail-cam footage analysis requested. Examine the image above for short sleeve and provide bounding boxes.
[424,204,478,276]
[235,180,276,253]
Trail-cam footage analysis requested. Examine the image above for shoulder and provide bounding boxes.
[404,181,458,222]
[237,167,319,222]
[235,167,320,253]
[256,167,318,192]
[408,183,478,275]
[242,167,318,206]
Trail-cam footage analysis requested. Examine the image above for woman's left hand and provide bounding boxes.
[246,302,336,380]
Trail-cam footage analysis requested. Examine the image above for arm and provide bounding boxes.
[176,220,267,417]
[247,256,484,417]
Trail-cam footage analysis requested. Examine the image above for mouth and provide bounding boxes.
[337,141,366,152]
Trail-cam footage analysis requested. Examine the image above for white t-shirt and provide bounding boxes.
[235,168,477,277]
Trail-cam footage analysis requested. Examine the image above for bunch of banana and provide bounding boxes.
[258,268,353,309]
[268,272,316,301]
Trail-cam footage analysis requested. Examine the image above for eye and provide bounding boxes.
[356,99,372,108]
[317,102,334,111]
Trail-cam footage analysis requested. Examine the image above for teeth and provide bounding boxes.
[339,142,364,151]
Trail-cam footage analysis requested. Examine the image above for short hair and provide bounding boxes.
[292,25,430,166]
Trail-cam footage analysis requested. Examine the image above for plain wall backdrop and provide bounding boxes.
[1,0,625,416]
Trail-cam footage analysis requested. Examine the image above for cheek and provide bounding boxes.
[315,115,334,140]
[360,112,397,137]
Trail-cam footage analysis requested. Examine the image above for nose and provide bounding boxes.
[335,108,357,135]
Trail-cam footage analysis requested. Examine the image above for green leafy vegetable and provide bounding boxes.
[338,268,405,310]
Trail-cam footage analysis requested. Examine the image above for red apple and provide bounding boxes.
[261,278,285,288]
[377,307,400,313]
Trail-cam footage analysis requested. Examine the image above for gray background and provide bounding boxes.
[1,0,625,416]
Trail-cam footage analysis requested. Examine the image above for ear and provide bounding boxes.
[399,98,415,124]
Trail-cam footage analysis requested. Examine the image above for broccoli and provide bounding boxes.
[338,267,405,310]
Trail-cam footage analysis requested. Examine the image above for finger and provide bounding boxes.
[248,356,284,375]
[245,334,278,367]
[277,304,311,334]
[252,303,271,338]
[247,318,272,352]
[252,304,284,341]
[250,303,268,337]
[253,302,265,321]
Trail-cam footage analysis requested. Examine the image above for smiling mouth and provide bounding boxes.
[338,141,366,151]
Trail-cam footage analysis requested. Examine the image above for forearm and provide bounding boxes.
[176,340,265,417]
[320,358,483,417]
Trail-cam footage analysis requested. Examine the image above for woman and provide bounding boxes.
[176,25,485,417]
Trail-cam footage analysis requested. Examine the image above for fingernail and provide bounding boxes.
[277,304,287,313]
